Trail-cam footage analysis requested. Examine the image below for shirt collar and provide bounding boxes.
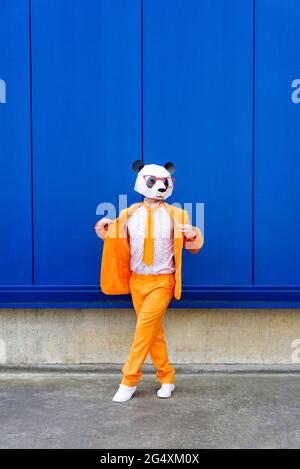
[143,199,163,209]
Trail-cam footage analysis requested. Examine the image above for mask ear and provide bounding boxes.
[164,162,176,175]
[132,160,145,173]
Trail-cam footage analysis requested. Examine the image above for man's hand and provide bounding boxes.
[95,217,114,239]
[177,223,197,240]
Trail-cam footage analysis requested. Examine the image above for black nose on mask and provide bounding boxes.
[158,188,167,193]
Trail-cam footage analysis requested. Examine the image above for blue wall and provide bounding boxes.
[0,0,300,307]
[0,1,32,285]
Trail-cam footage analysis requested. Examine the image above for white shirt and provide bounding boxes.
[127,203,175,275]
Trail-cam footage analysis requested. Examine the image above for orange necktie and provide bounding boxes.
[143,204,156,266]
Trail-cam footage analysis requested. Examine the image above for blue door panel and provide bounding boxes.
[143,0,254,286]
[31,0,141,285]
[0,0,32,285]
[2,0,300,306]
[255,0,300,285]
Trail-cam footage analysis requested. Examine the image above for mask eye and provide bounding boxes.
[163,178,169,188]
[146,176,156,188]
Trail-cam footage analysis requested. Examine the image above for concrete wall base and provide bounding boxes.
[0,308,300,366]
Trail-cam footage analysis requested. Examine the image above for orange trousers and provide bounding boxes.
[121,272,176,387]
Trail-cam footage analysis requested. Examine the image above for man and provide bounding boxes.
[95,160,203,402]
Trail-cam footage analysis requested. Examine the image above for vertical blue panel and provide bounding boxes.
[255,0,300,285]
[31,0,141,285]
[143,0,254,286]
[0,0,32,285]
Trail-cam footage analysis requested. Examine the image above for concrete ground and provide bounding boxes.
[0,372,300,449]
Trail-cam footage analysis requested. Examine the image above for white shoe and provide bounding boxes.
[112,384,136,403]
[157,384,175,399]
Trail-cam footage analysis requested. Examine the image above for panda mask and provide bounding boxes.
[132,160,176,200]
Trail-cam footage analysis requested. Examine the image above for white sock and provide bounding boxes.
[112,384,136,403]
[157,383,175,398]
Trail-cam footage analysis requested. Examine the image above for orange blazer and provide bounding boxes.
[99,202,203,300]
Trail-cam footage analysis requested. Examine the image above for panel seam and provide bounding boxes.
[252,0,256,286]
[141,0,144,165]
[29,0,35,285]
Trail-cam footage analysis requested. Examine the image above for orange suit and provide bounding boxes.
[99,202,203,386]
